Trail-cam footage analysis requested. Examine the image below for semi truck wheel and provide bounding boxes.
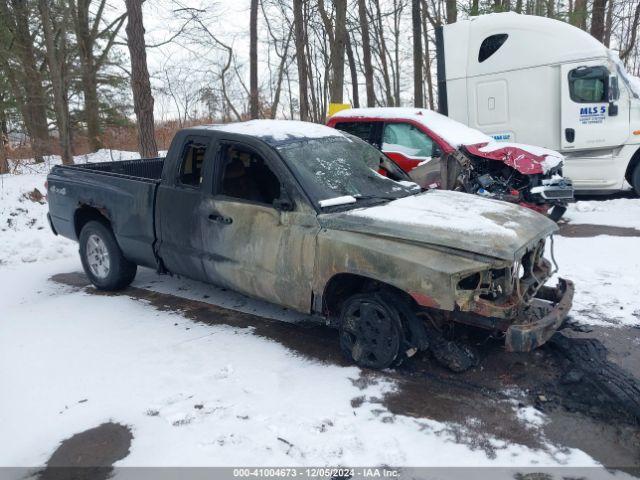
[79,220,137,291]
[632,163,640,196]
[338,292,405,369]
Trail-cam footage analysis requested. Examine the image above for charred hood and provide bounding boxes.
[319,190,558,262]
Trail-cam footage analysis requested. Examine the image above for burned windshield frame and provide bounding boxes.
[275,135,419,211]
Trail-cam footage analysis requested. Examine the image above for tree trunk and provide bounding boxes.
[73,0,102,151]
[39,0,74,165]
[0,134,8,174]
[4,0,50,162]
[269,30,292,119]
[373,0,394,106]
[358,0,376,107]
[446,0,457,23]
[546,0,554,18]
[125,0,158,158]
[345,33,360,108]
[421,0,435,109]
[293,0,310,120]
[71,0,125,152]
[604,0,613,47]
[249,0,259,118]
[590,0,606,42]
[412,0,424,108]
[570,0,587,30]
[620,0,640,60]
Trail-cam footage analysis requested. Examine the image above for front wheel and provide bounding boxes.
[338,292,405,369]
[79,220,137,290]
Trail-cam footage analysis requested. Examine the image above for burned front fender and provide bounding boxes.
[313,228,498,312]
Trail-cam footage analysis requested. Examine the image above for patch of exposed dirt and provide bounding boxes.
[50,272,640,471]
[558,223,640,237]
[37,422,132,480]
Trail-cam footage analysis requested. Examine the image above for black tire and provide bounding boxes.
[632,163,640,197]
[79,220,137,291]
[338,292,405,369]
[548,205,567,222]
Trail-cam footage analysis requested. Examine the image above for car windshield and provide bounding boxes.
[276,135,420,209]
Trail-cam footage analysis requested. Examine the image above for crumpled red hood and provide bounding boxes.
[464,142,562,175]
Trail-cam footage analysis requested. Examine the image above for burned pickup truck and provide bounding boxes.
[47,120,574,369]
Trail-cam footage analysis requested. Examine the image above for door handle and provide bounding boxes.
[208,213,233,225]
[565,128,575,143]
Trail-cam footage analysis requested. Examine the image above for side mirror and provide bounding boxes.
[609,75,620,101]
[273,194,294,212]
[608,102,619,116]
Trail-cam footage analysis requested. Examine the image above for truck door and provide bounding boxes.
[200,140,319,312]
[561,61,630,151]
[155,135,212,281]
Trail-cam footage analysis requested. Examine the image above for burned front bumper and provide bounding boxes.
[505,278,574,352]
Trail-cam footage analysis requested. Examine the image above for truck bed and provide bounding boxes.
[47,157,165,270]
[61,157,165,181]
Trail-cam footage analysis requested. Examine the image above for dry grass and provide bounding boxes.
[4,117,220,164]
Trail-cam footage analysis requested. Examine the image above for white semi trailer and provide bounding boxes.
[436,12,640,194]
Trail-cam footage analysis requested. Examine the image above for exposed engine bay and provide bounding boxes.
[410,147,574,221]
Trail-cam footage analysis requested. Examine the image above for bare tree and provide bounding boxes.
[345,33,360,107]
[39,0,73,165]
[125,0,158,158]
[293,0,310,120]
[591,0,607,41]
[358,0,376,107]
[413,0,424,107]
[249,0,260,118]
[70,0,126,152]
[620,1,640,60]
[371,0,395,105]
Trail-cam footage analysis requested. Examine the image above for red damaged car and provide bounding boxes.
[327,108,574,220]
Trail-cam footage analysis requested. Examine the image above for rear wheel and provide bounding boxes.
[79,221,137,290]
[339,292,405,369]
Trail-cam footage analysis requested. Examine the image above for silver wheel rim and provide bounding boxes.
[86,234,110,279]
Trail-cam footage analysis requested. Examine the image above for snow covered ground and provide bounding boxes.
[0,151,638,473]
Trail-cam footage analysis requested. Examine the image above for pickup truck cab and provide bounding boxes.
[47,120,574,369]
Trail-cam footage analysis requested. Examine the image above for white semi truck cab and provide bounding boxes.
[437,12,640,194]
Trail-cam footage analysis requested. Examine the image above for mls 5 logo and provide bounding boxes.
[580,106,606,115]
[578,105,606,124]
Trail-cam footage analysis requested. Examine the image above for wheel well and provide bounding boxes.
[322,273,415,317]
[625,147,640,184]
[74,206,111,238]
